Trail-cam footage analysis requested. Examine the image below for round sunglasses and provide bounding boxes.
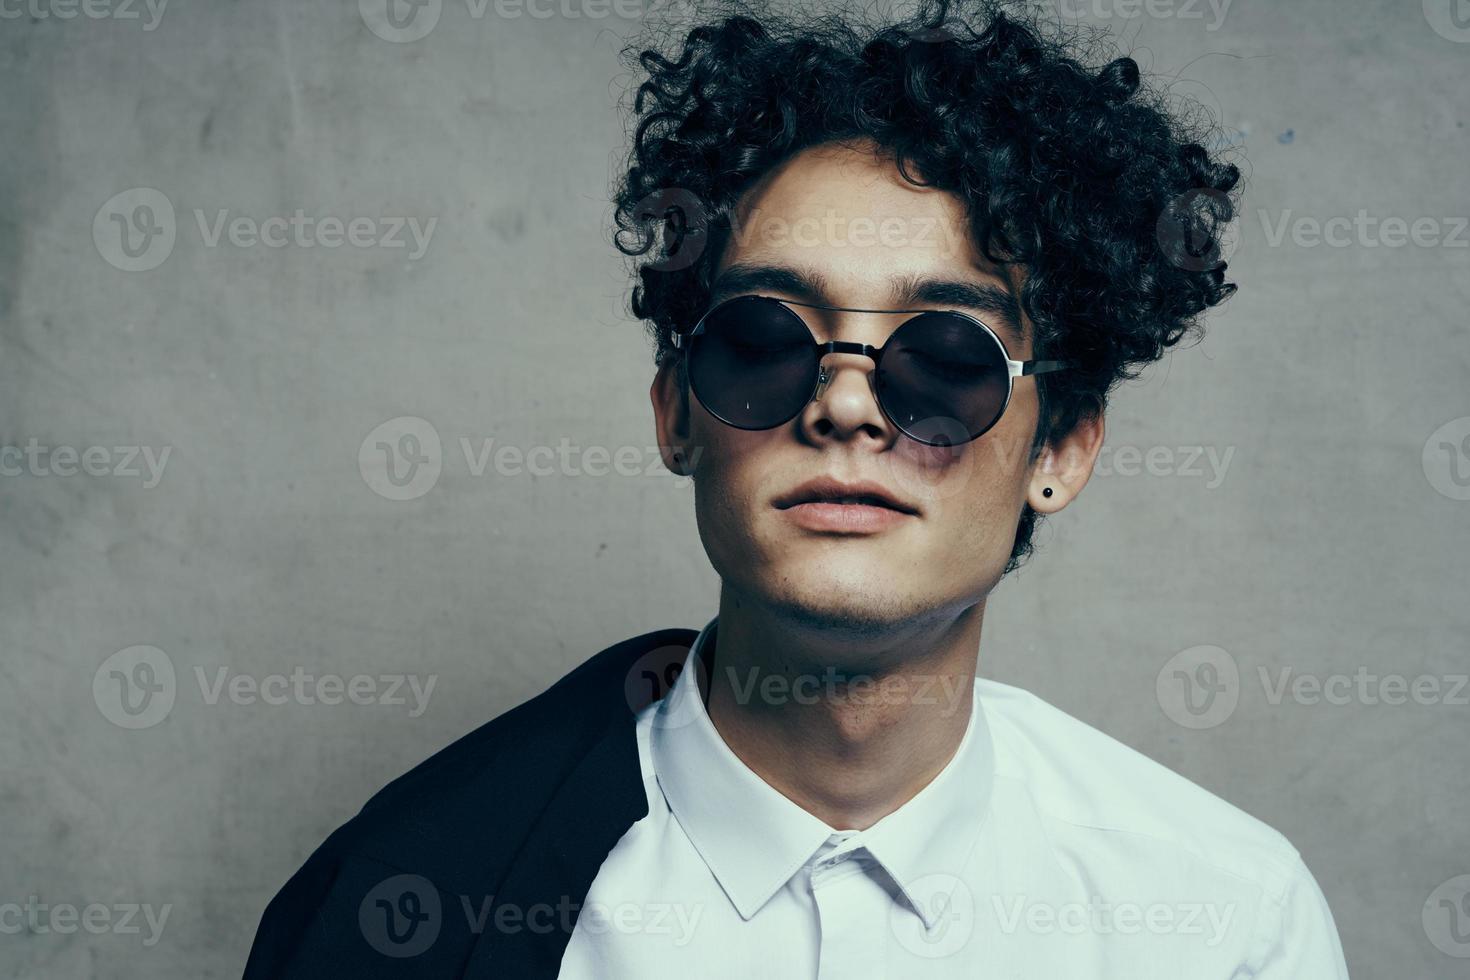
[671,295,1074,447]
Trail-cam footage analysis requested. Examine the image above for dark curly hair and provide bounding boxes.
[611,0,1242,572]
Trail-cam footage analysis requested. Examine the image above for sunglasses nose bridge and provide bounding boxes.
[811,341,880,402]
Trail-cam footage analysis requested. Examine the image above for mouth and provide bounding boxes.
[773,477,920,533]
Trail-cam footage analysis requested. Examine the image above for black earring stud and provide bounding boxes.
[1043,487,1053,498]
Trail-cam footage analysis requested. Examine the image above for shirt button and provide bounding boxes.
[815,849,852,873]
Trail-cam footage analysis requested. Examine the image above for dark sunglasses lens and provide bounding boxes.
[876,312,1010,445]
[688,297,816,429]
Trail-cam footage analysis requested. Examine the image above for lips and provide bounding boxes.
[774,477,920,516]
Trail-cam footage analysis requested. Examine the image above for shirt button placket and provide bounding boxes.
[809,845,886,980]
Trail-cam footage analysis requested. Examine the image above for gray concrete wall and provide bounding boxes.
[2,0,1466,976]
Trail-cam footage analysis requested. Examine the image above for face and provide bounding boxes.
[652,140,1102,642]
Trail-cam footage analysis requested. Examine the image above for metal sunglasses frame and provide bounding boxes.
[670,294,1075,445]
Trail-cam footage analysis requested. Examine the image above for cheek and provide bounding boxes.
[898,423,1035,563]
[925,468,1024,560]
[886,416,1034,506]
[687,423,776,545]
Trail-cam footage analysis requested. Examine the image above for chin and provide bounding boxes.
[752,560,917,627]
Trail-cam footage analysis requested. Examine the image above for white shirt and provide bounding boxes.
[558,616,1350,978]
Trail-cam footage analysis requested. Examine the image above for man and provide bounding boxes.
[245,1,1350,976]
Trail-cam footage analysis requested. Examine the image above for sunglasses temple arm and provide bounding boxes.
[1013,359,1075,377]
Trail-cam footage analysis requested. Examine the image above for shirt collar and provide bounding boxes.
[650,615,995,928]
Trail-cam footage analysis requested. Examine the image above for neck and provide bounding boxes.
[699,586,984,831]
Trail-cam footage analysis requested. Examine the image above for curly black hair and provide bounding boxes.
[611,0,1242,572]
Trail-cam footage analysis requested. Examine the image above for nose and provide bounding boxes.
[802,347,890,443]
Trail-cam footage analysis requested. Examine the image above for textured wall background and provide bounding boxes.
[2,0,1467,976]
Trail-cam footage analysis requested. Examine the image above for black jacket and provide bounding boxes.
[242,627,700,979]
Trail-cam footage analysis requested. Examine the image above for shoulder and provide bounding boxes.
[243,627,697,978]
[977,678,1304,896]
[339,628,692,867]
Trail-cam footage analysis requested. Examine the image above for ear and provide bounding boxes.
[1026,407,1105,512]
[651,357,695,476]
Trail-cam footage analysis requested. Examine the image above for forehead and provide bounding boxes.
[723,141,981,269]
[714,141,1028,342]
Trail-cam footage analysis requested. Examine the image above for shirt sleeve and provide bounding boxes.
[1249,854,1351,979]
